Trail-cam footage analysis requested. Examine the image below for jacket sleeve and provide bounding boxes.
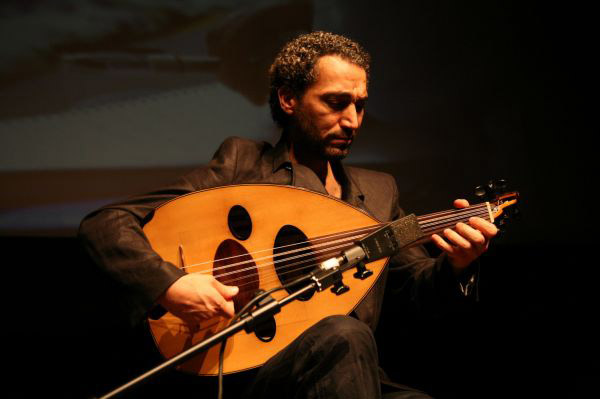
[78,138,240,325]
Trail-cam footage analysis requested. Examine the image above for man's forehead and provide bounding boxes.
[311,55,368,96]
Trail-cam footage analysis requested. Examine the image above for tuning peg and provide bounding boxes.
[492,178,507,192]
[474,184,491,199]
[475,179,508,200]
[474,185,488,198]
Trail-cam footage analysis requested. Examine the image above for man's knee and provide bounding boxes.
[312,315,377,352]
[249,316,380,399]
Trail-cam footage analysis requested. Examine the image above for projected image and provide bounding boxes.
[1,1,512,235]
[1,0,313,234]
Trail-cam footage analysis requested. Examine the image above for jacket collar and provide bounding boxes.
[337,162,366,207]
[271,136,292,173]
[269,135,366,207]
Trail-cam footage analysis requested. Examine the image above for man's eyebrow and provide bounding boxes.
[322,92,368,101]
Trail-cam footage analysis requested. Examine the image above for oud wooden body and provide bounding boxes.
[143,184,387,376]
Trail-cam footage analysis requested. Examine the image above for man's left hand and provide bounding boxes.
[431,199,498,275]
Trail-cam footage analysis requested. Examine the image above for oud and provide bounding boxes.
[143,184,518,375]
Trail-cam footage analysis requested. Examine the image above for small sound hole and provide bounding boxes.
[228,205,252,241]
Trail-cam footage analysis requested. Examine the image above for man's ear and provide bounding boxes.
[278,87,297,116]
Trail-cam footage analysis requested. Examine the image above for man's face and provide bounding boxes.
[289,55,368,161]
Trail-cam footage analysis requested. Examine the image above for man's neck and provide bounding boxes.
[287,138,343,199]
[323,162,342,199]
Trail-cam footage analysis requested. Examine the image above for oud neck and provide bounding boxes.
[415,202,493,242]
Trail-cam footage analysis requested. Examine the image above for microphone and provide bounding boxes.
[355,213,423,262]
[311,214,423,293]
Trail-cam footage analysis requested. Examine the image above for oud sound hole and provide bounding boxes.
[274,225,318,301]
[228,205,252,241]
[213,239,259,313]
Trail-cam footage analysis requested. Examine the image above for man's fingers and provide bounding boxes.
[454,199,470,208]
[431,234,455,254]
[210,281,237,318]
[210,293,236,318]
[432,209,499,273]
[220,299,236,318]
[159,274,240,325]
[213,279,239,300]
[455,222,486,247]
[469,217,498,238]
[443,228,472,249]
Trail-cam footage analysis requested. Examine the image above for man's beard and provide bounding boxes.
[290,109,355,161]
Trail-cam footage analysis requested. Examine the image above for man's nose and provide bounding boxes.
[340,104,360,130]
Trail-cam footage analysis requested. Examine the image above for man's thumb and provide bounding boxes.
[214,280,239,299]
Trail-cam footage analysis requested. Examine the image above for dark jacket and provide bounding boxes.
[79,136,469,330]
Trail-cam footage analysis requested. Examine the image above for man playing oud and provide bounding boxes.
[80,31,498,398]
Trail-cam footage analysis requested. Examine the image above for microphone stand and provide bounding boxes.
[97,264,349,399]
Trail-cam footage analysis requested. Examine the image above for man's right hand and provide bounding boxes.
[157,273,239,333]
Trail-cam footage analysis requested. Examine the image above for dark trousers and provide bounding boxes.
[97,315,432,399]
[245,315,432,399]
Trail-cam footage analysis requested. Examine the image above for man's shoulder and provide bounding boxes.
[215,136,276,173]
[218,136,273,153]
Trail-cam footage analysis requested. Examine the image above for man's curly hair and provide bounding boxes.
[268,31,371,128]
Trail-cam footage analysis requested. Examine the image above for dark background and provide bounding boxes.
[1,1,593,398]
